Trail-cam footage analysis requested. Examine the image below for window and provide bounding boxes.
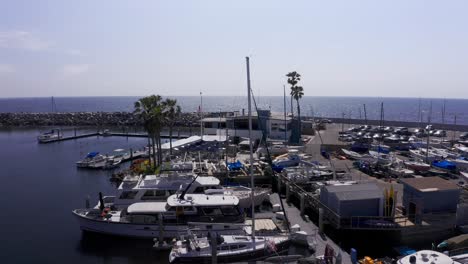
[221,206,239,216]
[141,190,167,200]
[230,245,239,250]
[194,187,205,193]
[202,207,222,216]
[119,191,138,199]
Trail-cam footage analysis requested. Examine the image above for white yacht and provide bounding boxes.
[76,152,107,168]
[73,194,246,239]
[98,173,270,210]
[169,233,290,263]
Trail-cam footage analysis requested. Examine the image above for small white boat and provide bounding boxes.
[256,144,289,156]
[169,233,290,263]
[272,151,301,168]
[389,167,414,178]
[37,129,62,143]
[460,171,468,180]
[448,158,468,171]
[100,129,111,136]
[397,250,461,264]
[404,160,431,171]
[76,152,107,168]
[341,149,374,162]
[369,150,393,165]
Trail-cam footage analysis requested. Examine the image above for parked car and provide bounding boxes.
[460,132,468,140]
[414,128,427,138]
[433,130,446,137]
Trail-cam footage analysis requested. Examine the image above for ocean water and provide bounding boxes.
[1,96,467,125]
[0,128,169,264]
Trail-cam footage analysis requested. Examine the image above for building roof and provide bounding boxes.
[400,177,459,192]
[167,194,239,207]
[324,183,383,201]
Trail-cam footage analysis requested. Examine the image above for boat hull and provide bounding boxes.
[170,240,291,263]
[73,210,245,239]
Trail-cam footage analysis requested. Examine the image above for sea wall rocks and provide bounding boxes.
[0,112,202,127]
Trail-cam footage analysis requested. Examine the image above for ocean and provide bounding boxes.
[0,96,467,125]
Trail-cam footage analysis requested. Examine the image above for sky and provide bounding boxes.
[0,0,467,98]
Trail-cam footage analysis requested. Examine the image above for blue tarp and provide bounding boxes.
[432,160,456,171]
[227,160,243,171]
[86,152,99,158]
[272,164,284,172]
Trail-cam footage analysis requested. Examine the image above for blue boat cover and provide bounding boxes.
[432,160,456,170]
[87,152,99,158]
[227,160,243,171]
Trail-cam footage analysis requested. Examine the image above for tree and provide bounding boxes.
[163,98,181,156]
[134,95,165,169]
[286,71,304,136]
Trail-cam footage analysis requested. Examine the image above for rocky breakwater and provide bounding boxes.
[0,112,202,127]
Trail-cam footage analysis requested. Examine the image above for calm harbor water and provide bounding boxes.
[1,96,467,125]
[0,128,169,264]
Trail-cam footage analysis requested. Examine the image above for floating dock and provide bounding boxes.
[38,131,190,144]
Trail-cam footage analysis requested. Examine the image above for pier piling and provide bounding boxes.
[300,194,306,216]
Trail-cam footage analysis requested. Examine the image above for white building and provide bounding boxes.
[200,110,292,141]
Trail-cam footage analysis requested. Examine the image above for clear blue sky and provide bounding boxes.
[1,0,467,98]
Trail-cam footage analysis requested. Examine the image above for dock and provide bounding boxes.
[38,131,190,144]
[280,195,352,264]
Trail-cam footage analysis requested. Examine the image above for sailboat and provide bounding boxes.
[37,97,62,143]
[168,57,290,263]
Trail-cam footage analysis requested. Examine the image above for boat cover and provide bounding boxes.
[227,160,243,171]
[87,152,99,158]
[431,160,456,170]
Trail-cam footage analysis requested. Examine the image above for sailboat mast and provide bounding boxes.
[200,92,203,141]
[283,85,287,142]
[363,104,367,125]
[246,56,255,239]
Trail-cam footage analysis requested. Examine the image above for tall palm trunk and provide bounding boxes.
[290,95,294,118]
[157,133,163,166]
[151,134,157,169]
[169,125,173,156]
[296,99,301,133]
[147,134,152,167]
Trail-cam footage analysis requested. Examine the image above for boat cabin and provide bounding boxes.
[110,174,224,208]
[124,194,244,224]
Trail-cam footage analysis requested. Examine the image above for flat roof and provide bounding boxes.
[400,177,459,192]
[127,202,167,214]
[167,194,239,207]
[324,183,383,201]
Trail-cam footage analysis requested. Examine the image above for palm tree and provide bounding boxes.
[134,95,164,169]
[163,98,181,156]
[286,71,304,137]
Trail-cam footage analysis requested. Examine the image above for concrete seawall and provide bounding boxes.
[0,112,201,127]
